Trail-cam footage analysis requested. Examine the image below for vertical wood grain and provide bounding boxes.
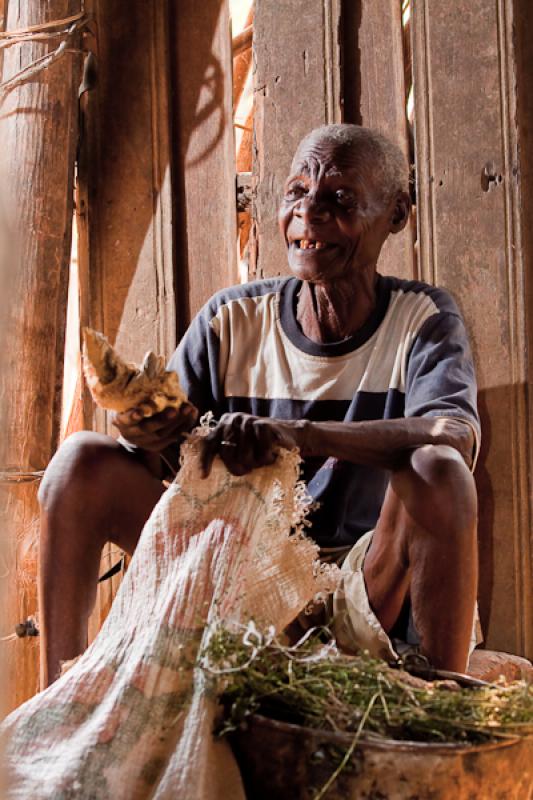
[77,0,177,638]
[171,0,238,330]
[343,0,415,279]
[252,0,342,279]
[0,0,81,709]
[412,0,532,657]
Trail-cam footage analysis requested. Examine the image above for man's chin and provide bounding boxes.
[287,257,346,284]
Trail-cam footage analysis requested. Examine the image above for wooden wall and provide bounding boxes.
[2,0,532,714]
[251,0,342,277]
[411,0,532,657]
[1,0,237,710]
[79,0,237,637]
[251,0,532,657]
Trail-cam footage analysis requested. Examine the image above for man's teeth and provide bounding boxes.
[298,239,328,250]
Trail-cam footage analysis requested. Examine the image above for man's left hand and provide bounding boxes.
[199,413,306,478]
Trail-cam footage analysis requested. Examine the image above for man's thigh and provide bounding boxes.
[40,431,168,555]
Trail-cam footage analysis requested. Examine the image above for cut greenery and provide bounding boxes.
[202,623,533,745]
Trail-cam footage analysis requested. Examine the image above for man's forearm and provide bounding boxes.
[298,417,475,470]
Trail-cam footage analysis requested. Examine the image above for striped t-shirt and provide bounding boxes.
[168,274,480,547]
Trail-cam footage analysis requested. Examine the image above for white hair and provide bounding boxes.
[293,124,409,202]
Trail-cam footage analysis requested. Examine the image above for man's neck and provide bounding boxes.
[295,273,378,344]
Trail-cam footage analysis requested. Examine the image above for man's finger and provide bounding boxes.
[199,429,222,479]
[114,407,144,427]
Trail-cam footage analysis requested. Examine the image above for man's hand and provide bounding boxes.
[113,402,199,452]
[199,413,307,478]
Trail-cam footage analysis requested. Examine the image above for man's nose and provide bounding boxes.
[294,196,331,224]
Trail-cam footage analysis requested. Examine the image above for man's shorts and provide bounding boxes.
[321,530,483,663]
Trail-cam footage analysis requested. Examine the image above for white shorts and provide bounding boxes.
[330,530,483,662]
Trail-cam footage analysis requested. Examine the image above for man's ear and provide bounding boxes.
[390,190,411,233]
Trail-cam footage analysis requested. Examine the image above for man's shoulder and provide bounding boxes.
[199,277,290,320]
[381,274,461,318]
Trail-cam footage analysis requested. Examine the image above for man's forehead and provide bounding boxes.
[290,136,374,177]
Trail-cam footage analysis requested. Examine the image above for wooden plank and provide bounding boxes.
[342,0,415,280]
[511,0,533,660]
[412,0,532,657]
[0,152,10,723]
[170,0,238,331]
[252,0,342,278]
[77,0,177,637]
[0,0,81,708]
[80,0,176,371]
[78,0,237,636]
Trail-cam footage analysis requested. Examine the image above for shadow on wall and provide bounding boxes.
[83,0,228,348]
[475,385,528,654]
[475,390,494,642]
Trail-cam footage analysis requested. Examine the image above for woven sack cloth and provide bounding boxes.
[1,436,339,799]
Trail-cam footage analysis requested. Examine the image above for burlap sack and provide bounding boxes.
[1,438,339,799]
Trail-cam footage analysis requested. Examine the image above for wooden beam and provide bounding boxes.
[80,0,176,368]
[170,0,238,330]
[78,0,238,636]
[252,0,342,278]
[342,0,415,280]
[76,0,178,638]
[233,6,253,111]
[413,0,532,657]
[232,23,252,57]
[0,0,81,709]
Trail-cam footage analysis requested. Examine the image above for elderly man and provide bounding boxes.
[39,124,480,687]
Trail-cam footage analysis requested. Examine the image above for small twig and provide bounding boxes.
[0,39,74,99]
[313,693,380,800]
[0,14,90,102]
[0,468,45,484]
[0,31,74,51]
[0,11,86,39]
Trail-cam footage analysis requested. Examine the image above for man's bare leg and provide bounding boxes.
[363,444,478,672]
[38,431,165,688]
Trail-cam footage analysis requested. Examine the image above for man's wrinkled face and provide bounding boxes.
[278,136,405,283]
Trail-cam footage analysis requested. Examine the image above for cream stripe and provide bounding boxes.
[211,289,440,401]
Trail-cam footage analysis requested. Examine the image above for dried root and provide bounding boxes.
[82,328,187,417]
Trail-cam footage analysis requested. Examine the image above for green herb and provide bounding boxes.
[202,624,533,745]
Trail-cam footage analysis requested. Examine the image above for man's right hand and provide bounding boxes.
[112,402,199,452]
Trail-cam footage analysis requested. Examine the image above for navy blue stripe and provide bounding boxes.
[224,390,405,421]
[279,274,392,357]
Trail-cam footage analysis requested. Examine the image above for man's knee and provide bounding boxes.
[394,444,477,533]
[38,431,123,512]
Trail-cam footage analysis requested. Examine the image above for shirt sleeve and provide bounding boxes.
[405,311,481,467]
[166,301,224,418]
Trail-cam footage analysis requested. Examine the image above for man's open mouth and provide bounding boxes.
[294,239,335,251]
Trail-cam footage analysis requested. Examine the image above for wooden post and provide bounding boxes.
[76,0,178,638]
[77,0,237,638]
[170,0,238,331]
[252,0,342,278]
[342,0,415,280]
[412,0,532,658]
[0,1,81,709]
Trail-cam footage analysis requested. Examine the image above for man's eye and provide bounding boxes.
[286,184,307,199]
[335,190,356,207]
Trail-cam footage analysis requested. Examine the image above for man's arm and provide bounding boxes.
[300,416,475,469]
[198,413,475,477]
